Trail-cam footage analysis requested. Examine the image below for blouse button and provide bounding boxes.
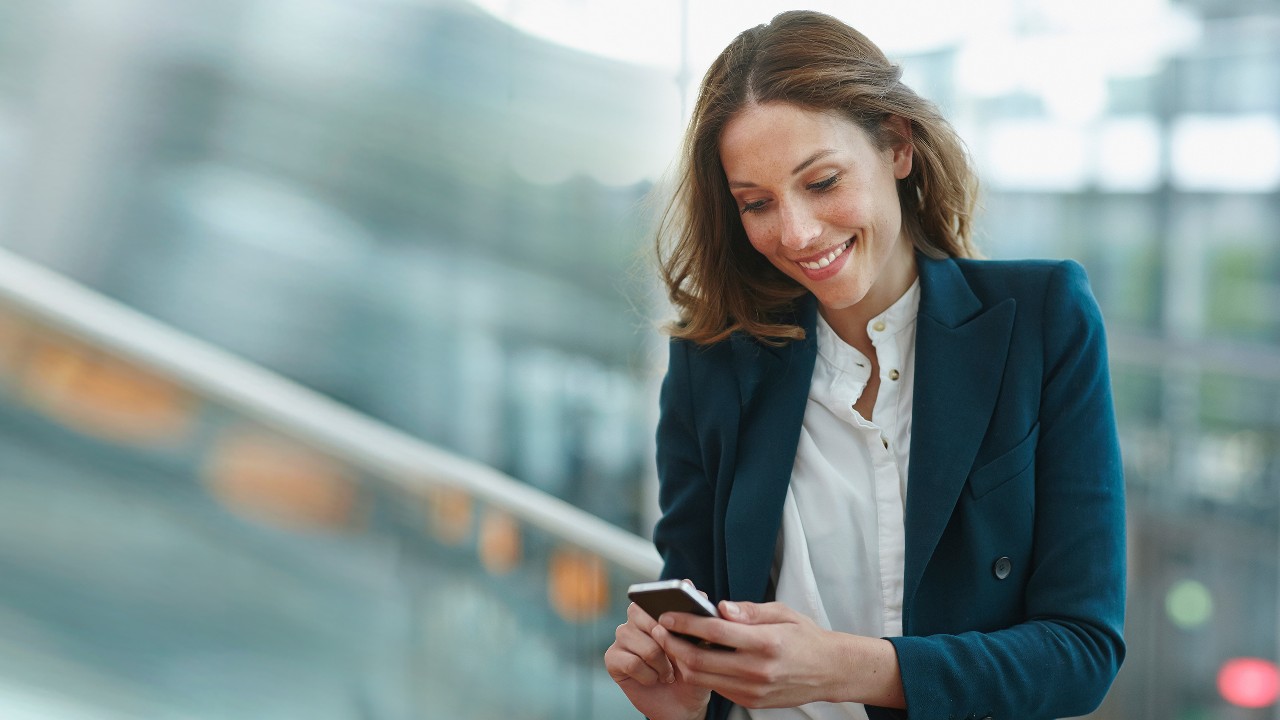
[872,320,886,332]
[888,369,900,381]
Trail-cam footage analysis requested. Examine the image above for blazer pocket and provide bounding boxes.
[967,423,1040,499]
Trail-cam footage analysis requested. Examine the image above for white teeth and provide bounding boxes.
[798,240,852,270]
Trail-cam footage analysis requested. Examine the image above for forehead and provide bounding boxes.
[718,102,877,177]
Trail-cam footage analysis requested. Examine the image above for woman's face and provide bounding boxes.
[719,102,916,316]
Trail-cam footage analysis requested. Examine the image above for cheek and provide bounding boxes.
[742,219,779,256]
[819,189,867,227]
[837,192,895,236]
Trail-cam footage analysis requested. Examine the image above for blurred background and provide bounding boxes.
[0,0,1275,718]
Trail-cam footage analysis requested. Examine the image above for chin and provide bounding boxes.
[808,282,867,309]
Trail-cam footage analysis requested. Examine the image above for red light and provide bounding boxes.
[1218,658,1280,709]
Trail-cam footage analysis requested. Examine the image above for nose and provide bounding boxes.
[777,201,821,250]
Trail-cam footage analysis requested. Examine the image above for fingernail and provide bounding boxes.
[665,674,675,684]
[722,601,740,617]
[660,615,675,628]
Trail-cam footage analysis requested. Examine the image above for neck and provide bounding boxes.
[818,244,918,354]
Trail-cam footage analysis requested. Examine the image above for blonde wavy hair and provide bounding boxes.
[658,10,980,345]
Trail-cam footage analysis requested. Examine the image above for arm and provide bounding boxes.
[880,261,1126,720]
[605,338,715,720]
[652,338,718,592]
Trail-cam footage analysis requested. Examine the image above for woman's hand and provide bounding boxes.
[604,601,712,720]
[654,601,905,710]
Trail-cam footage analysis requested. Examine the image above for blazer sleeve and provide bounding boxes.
[652,338,718,594]
[875,261,1127,720]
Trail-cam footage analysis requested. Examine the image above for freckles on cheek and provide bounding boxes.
[745,229,774,256]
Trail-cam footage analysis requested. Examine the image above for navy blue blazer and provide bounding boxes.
[653,254,1126,720]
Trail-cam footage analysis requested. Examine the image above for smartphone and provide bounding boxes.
[627,579,732,650]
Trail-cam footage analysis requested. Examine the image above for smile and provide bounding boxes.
[796,239,853,270]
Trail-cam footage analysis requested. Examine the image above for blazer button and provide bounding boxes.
[993,557,1012,580]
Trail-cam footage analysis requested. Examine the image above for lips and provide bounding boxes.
[795,238,853,270]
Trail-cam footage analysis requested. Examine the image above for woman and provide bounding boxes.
[605,10,1125,720]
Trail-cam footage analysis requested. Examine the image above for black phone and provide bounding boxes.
[627,579,733,650]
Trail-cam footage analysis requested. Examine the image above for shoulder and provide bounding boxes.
[952,256,1091,300]
[662,335,739,403]
[934,256,1107,361]
[667,333,737,369]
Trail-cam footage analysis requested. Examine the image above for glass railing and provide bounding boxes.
[0,247,661,719]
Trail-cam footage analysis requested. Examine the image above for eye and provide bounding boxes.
[808,174,840,192]
[740,199,768,215]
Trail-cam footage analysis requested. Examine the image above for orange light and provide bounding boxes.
[21,335,194,446]
[1218,658,1280,709]
[204,429,361,531]
[426,486,474,545]
[548,549,608,622]
[478,510,521,575]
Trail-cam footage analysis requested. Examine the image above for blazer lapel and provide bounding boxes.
[719,258,1014,608]
[724,295,818,602]
[904,256,1015,611]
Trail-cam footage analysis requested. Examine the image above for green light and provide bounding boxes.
[1166,579,1213,629]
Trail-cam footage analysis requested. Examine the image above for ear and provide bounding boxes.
[885,115,914,180]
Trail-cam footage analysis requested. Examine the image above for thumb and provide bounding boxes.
[719,600,794,624]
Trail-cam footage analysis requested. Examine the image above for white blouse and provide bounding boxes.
[731,279,919,720]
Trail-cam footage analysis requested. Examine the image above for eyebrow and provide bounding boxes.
[727,149,838,189]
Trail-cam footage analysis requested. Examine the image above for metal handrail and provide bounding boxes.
[0,246,663,578]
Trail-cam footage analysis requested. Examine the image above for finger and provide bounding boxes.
[662,609,791,655]
[719,600,796,625]
[652,623,697,664]
[604,641,664,686]
[627,601,659,631]
[611,633,674,685]
[617,616,676,683]
[659,612,726,643]
[681,578,711,601]
[653,622,750,674]
[654,625,767,688]
[659,611,759,651]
